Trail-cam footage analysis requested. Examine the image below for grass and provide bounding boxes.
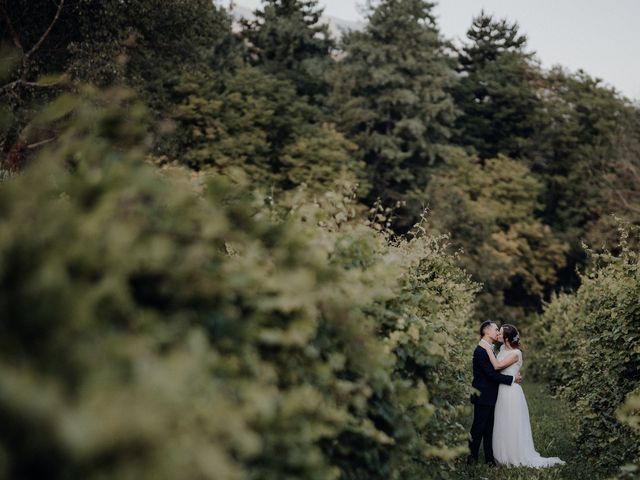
[449,381,612,480]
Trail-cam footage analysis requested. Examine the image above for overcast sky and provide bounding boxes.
[221,0,640,101]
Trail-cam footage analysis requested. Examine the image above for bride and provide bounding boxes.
[479,324,566,468]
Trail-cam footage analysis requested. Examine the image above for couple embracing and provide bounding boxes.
[467,321,566,468]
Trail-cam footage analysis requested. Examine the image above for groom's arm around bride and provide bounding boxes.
[467,321,522,466]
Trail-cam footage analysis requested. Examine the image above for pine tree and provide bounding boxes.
[240,0,334,104]
[452,12,543,160]
[334,0,457,229]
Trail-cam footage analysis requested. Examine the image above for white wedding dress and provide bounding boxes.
[492,346,566,468]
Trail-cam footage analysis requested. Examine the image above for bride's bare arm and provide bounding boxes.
[481,345,519,370]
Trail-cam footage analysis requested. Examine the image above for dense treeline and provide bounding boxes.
[2,0,640,478]
[3,0,638,320]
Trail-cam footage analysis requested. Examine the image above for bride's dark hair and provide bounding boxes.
[501,324,523,350]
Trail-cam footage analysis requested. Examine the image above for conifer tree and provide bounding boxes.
[453,12,543,160]
[241,0,334,104]
[335,0,457,229]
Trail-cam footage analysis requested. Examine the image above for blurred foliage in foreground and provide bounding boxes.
[0,85,479,479]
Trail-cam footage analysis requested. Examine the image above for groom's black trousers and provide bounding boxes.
[469,404,495,463]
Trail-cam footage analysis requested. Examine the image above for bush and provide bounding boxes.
[0,86,479,479]
[532,230,640,475]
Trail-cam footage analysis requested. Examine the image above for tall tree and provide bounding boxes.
[240,0,334,105]
[334,0,457,229]
[452,12,543,160]
[1,0,234,166]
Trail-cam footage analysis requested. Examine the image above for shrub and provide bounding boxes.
[0,86,478,479]
[532,230,640,474]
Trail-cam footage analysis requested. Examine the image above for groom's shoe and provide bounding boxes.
[485,460,497,467]
[466,455,477,466]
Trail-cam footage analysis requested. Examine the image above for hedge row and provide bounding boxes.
[0,87,478,479]
[532,234,640,477]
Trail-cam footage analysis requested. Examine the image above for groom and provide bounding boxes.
[467,320,522,466]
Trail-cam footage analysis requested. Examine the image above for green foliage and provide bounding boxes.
[0,86,479,479]
[169,63,365,192]
[535,69,640,248]
[334,0,457,229]
[3,0,231,93]
[76,0,230,86]
[426,147,567,320]
[452,12,543,160]
[279,125,365,191]
[532,230,640,475]
[1,0,234,164]
[6,0,640,325]
[170,64,291,177]
[448,13,640,315]
[4,4,640,475]
[240,0,334,105]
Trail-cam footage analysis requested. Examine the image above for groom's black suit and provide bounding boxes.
[468,343,514,464]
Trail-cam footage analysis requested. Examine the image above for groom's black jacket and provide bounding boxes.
[471,345,514,406]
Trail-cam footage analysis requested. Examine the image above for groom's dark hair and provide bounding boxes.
[479,320,495,337]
